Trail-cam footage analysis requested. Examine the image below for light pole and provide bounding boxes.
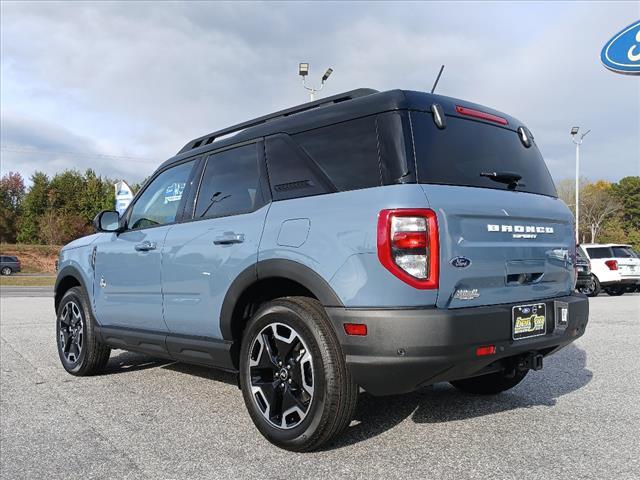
[299,63,333,101]
[570,126,590,244]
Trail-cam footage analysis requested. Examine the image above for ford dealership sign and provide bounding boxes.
[601,20,640,75]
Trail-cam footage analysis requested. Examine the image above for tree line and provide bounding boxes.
[0,170,140,245]
[1,170,639,249]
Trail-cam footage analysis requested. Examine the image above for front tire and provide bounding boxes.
[239,297,358,452]
[56,286,111,376]
[450,370,528,395]
[1,267,12,276]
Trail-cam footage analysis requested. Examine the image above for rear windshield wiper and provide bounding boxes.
[480,171,523,190]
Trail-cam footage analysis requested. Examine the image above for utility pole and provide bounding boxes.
[298,63,333,101]
[570,127,591,244]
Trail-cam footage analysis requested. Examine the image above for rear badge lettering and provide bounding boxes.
[450,256,472,268]
[487,224,554,239]
[453,288,480,300]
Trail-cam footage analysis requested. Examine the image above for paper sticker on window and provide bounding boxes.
[164,183,185,204]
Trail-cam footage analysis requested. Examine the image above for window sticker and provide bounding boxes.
[164,182,185,204]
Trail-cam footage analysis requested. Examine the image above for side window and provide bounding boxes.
[195,143,263,219]
[128,160,195,230]
[294,117,381,192]
[586,247,613,259]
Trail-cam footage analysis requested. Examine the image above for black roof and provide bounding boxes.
[161,88,525,169]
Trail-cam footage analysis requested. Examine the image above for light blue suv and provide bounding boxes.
[55,89,589,451]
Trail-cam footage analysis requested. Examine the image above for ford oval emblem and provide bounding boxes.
[601,20,640,75]
[450,256,471,268]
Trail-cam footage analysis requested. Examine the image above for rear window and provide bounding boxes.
[411,113,557,197]
[587,247,613,259]
[612,246,636,258]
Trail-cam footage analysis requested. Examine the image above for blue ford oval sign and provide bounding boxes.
[450,256,471,268]
[601,20,640,75]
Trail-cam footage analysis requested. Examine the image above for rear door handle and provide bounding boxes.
[135,241,157,251]
[213,233,245,245]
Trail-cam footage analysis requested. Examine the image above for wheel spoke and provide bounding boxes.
[273,335,298,362]
[282,386,307,414]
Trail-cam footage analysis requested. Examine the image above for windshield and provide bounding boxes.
[411,113,557,197]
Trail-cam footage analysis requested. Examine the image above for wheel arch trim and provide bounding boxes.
[219,259,343,341]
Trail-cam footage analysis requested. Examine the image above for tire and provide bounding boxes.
[56,286,111,376]
[580,274,601,297]
[1,267,12,276]
[604,285,625,296]
[239,296,358,452]
[450,369,528,395]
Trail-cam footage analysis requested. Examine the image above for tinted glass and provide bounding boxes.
[294,117,381,192]
[411,113,557,197]
[265,135,335,201]
[195,144,262,218]
[587,247,613,259]
[128,160,195,229]
[612,246,635,258]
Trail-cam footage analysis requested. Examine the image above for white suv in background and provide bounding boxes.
[579,244,640,296]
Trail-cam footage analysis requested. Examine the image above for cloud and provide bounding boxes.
[1,1,638,184]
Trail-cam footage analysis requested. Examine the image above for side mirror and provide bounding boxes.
[93,210,122,232]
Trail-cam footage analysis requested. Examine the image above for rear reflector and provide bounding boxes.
[476,345,496,357]
[455,105,508,126]
[344,323,367,336]
[605,260,618,271]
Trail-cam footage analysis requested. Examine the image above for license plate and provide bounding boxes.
[512,303,546,340]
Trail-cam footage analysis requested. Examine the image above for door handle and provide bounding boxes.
[213,233,245,245]
[135,241,157,251]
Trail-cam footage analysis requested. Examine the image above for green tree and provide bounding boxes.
[611,176,640,230]
[17,172,50,243]
[0,172,26,242]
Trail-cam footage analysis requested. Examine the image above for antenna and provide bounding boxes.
[430,65,445,94]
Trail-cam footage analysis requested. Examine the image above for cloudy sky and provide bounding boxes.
[1,1,638,185]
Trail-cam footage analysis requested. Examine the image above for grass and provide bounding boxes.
[0,275,56,287]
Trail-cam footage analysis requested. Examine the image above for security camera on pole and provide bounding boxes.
[570,126,591,244]
[298,63,333,102]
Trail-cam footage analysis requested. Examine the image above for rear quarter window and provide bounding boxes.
[294,117,381,192]
[612,247,635,258]
[586,247,613,259]
[411,112,557,197]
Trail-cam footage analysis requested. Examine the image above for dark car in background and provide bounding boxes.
[576,249,592,293]
[0,256,21,276]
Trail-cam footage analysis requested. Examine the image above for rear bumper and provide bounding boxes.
[326,293,589,396]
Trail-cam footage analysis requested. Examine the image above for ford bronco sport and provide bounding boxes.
[55,88,589,451]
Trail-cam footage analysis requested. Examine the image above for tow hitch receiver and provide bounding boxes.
[517,353,544,372]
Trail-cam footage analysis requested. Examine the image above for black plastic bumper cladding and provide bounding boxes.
[326,293,589,396]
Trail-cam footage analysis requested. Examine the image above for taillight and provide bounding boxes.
[377,209,439,289]
[605,260,618,271]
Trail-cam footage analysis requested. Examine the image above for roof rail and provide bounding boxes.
[177,88,379,154]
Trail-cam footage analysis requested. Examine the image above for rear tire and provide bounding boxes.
[1,267,12,276]
[604,285,625,296]
[581,274,601,297]
[450,370,528,395]
[56,286,111,376]
[239,296,358,452]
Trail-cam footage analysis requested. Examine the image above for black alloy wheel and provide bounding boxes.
[248,322,314,429]
[58,300,85,365]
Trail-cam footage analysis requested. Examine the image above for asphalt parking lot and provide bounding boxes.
[1,293,639,480]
